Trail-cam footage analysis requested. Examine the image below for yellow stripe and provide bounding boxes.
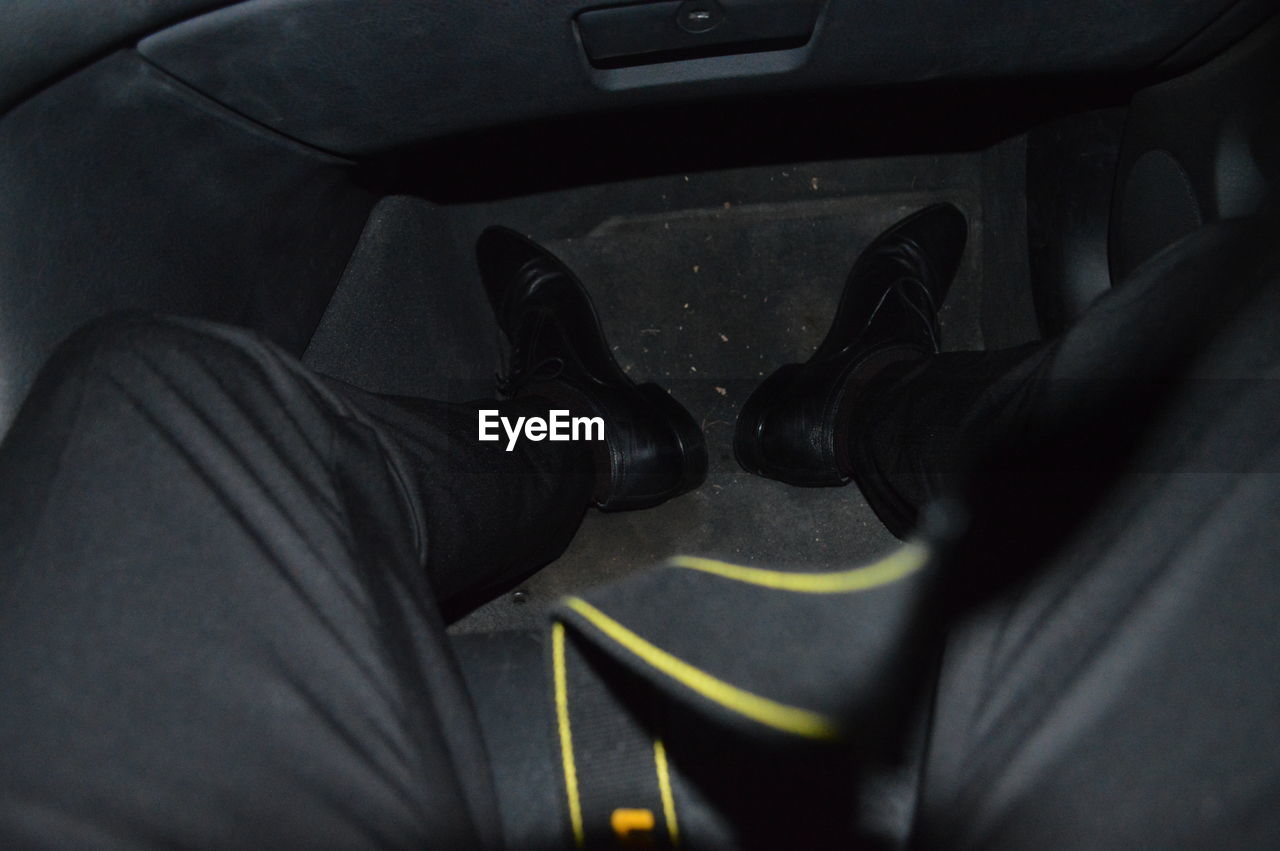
[654,739,680,846]
[563,597,840,740]
[667,542,929,593]
[552,622,585,847]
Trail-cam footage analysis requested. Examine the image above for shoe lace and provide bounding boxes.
[869,240,944,353]
[893,276,942,353]
[493,257,572,397]
[495,326,566,397]
[858,274,942,355]
[496,356,566,397]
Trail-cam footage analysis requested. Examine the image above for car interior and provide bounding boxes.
[3,0,1279,847]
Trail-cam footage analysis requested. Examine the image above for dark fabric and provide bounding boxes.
[560,631,677,850]
[545,544,943,850]
[525,216,1280,848]
[844,217,1280,846]
[0,1,236,113]
[0,313,592,848]
[553,547,940,748]
[3,213,1280,849]
[851,217,1280,528]
[451,630,569,849]
[0,50,374,433]
[138,0,1263,156]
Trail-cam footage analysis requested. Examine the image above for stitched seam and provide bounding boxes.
[562,597,840,740]
[666,543,929,593]
[654,739,680,846]
[552,622,585,847]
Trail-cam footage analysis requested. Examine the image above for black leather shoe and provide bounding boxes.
[734,203,967,488]
[476,226,707,511]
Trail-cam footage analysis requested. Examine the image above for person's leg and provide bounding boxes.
[0,313,592,847]
[475,226,707,513]
[317,383,595,613]
[733,203,968,498]
[913,221,1280,846]
[846,216,1280,537]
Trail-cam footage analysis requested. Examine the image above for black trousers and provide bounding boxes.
[0,315,593,848]
[871,217,1280,847]
[1,218,1278,848]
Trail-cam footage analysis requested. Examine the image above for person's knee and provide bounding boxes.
[2,314,224,451]
[29,313,266,413]
[65,311,189,358]
[56,313,252,379]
